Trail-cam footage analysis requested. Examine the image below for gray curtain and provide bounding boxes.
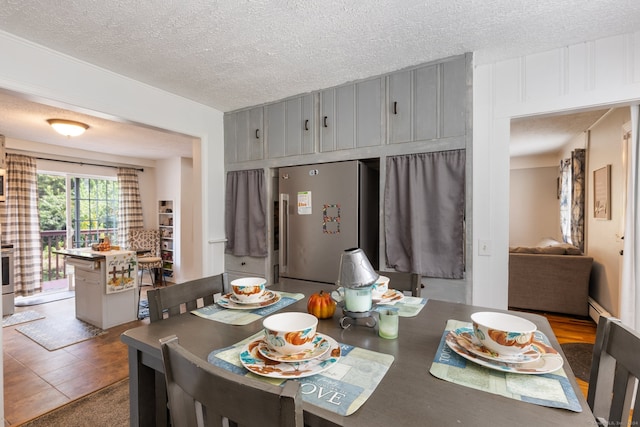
[225,169,267,257]
[1,154,42,295]
[384,150,465,279]
[117,168,144,247]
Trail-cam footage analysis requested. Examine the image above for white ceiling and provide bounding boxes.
[0,0,638,160]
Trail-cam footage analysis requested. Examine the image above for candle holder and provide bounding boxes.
[339,306,378,329]
[335,248,379,329]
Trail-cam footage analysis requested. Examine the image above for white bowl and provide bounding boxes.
[470,311,537,356]
[263,312,318,356]
[231,277,266,303]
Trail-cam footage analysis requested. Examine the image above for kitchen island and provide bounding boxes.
[55,248,139,329]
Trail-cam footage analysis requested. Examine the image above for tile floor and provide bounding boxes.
[2,289,149,426]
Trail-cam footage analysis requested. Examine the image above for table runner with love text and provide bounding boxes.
[208,332,394,416]
[191,292,304,325]
[429,319,582,412]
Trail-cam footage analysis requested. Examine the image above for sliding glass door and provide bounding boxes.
[38,173,119,282]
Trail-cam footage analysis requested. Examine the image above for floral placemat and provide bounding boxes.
[208,331,394,416]
[191,292,304,325]
[429,319,582,412]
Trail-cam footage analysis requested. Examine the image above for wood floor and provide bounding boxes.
[2,294,598,426]
[517,310,598,398]
[2,289,150,426]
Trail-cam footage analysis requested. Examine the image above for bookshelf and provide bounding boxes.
[159,200,174,279]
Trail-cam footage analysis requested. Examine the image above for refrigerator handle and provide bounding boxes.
[279,193,289,273]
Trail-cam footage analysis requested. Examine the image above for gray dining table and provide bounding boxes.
[121,279,595,426]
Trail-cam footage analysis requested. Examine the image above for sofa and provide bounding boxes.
[508,242,593,317]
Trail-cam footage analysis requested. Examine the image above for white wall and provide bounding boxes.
[0,30,225,277]
[474,31,640,310]
[585,107,629,316]
[0,30,224,423]
[509,166,560,247]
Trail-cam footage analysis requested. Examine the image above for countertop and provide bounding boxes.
[54,248,140,260]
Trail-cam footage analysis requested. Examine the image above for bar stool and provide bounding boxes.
[128,229,165,318]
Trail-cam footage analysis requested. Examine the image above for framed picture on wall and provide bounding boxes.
[0,169,5,202]
[593,165,611,220]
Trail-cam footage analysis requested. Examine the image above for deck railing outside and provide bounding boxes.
[41,228,117,282]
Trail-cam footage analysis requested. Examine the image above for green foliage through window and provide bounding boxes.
[38,174,119,282]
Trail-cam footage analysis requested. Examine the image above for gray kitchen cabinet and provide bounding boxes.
[224,106,264,163]
[441,56,467,138]
[225,255,269,284]
[320,77,383,152]
[223,112,237,164]
[266,94,315,158]
[388,55,466,144]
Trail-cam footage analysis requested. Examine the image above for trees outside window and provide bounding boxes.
[38,173,118,282]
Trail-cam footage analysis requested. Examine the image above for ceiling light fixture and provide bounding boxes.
[46,119,89,137]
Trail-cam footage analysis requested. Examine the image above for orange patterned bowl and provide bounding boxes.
[470,312,537,357]
[263,312,318,356]
[231,277,266,303]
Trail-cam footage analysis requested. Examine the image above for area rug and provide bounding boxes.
[561,342,594,382]
[16,317,107,351]
[2,310,45,327]
[20,379,129,427]
[138,299,149,319]
[14,290,75,307]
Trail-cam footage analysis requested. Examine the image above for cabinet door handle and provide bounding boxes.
[304,119,309,131]
[323,116,328,128]
[393,101,398,115]
[255,129,260,139]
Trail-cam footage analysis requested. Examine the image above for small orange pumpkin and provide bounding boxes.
[307,290,337,319]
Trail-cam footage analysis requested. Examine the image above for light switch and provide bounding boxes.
[478,240,491,256]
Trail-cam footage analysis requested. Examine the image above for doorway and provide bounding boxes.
[38,172,119,293]
[509,106,631,319]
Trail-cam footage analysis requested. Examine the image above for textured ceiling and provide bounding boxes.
[510,109,610,158]
[0,0,638,159]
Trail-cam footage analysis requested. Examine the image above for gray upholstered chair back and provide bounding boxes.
[587,316,640,426]
[147,274,228,322]
[376,270,422,297]
[160,335,304,427]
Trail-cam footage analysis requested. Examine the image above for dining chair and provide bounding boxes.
[376,270,423,297]
[587,316,640,427]
[160,334,304,427]
[147,273,229,322]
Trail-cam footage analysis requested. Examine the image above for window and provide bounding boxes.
[38,173,119,282]
[70,177,119,247]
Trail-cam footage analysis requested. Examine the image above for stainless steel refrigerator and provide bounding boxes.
[278,160,378,284]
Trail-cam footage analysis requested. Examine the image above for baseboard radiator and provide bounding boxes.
[588,297,612,324]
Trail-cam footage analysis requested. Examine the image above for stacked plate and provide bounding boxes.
[445,326,564,374]
[239,332,341,378]
[239,312,342,378]
[217,290,282,310]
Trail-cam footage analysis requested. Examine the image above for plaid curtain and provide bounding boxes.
[1,154,42,295]
[117,168,144,246]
